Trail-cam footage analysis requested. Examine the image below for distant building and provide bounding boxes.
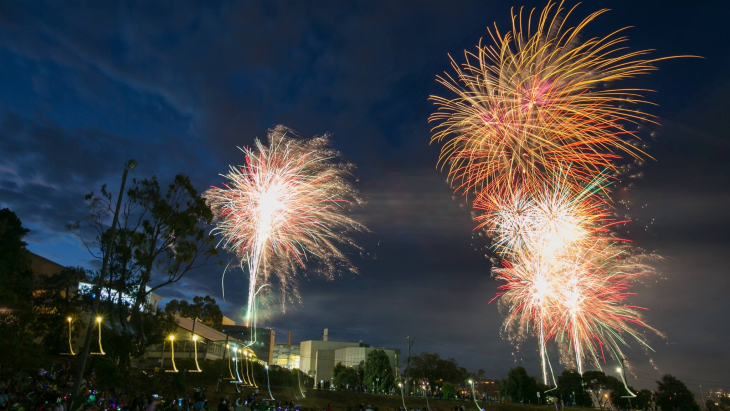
[273,343,301,369]
[221,325,275,364]
[272,330,300,369]
[29,250,163,312]
[300,328,400,386]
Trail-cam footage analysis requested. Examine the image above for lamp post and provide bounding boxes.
[169,335,178,372]
[71,159,136,402]
[192,335,201,372]
[244,351,253,386]
[95,317,105,355]
[617,358,635,409]
[227,344,235,380]
[399,383,407,411]
[67,317,75,355]
[265,364,275,401]
[237,349,247,385]
[469,380,481,411]
[247,352,257,388]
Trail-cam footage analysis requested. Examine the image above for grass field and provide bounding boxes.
[213,388,569,411]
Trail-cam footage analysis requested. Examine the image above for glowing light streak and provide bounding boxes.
[67,317,75,356]
[96,317,105,355]
[192,335,201,372]
[169,335,178,373]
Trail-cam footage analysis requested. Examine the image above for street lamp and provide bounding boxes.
[265,364,275,401]
[245,351,256,388]
[192,335,201,372]
[468,379,481,411]
[398,383,407,411]
[237,348,248,384]
[95,317,105,355]
[67,317,75,355]
[169,335,178,372]
[227,344,235,380]
[71,159,137,402]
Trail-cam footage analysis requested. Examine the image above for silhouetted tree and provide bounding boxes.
[0,208,39,369]
[165,295,223,330]
[69,173,218,368]
[556,369,592,407]
[500,366,537,404]
[634,389,654,411]
[333,362,360,388]
[406,352,468,387]
[364,349,395,392]
[655,374,700,411]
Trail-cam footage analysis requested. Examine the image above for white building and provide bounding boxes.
[299,329,399,386]
[335,346,398,373]
[272,343,301,369]
[77,281,162,312]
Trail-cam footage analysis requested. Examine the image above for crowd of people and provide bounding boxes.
[0,361,86,411]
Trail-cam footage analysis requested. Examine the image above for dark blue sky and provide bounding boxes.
[1,0,728,390]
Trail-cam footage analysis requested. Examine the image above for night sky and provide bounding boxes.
[1,0,728,390]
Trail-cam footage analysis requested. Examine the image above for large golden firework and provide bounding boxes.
[429,1,676,200]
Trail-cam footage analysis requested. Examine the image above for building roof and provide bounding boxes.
[175,316,241,343]
[29,251,68,278]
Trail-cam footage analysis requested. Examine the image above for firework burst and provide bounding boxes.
[493,234,660,376]
[204,126,366,328]
[428,1,680,199]
[428,1,679,383]
[474,169,616,258]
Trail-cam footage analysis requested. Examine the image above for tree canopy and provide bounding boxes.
[333,362,361,388]
[655,374,700,411]
[165,295,224,330]
[364,349,395,392]
[67,173,217,368]
[406,351,468,387]
[500,366,538,404]
[556,369,592,407]
[0,208,38,369]
[0,208,32,308]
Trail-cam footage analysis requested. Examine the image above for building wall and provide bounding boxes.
[300,340,362,384]
[315,349,337,384]
[334,347,399,375]
[272,344,300,369]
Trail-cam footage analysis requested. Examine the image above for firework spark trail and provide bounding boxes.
[204,126,366,330]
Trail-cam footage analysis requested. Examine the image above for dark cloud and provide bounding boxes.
[0,0,729,390]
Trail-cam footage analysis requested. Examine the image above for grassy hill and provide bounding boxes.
[211,387,568,411]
